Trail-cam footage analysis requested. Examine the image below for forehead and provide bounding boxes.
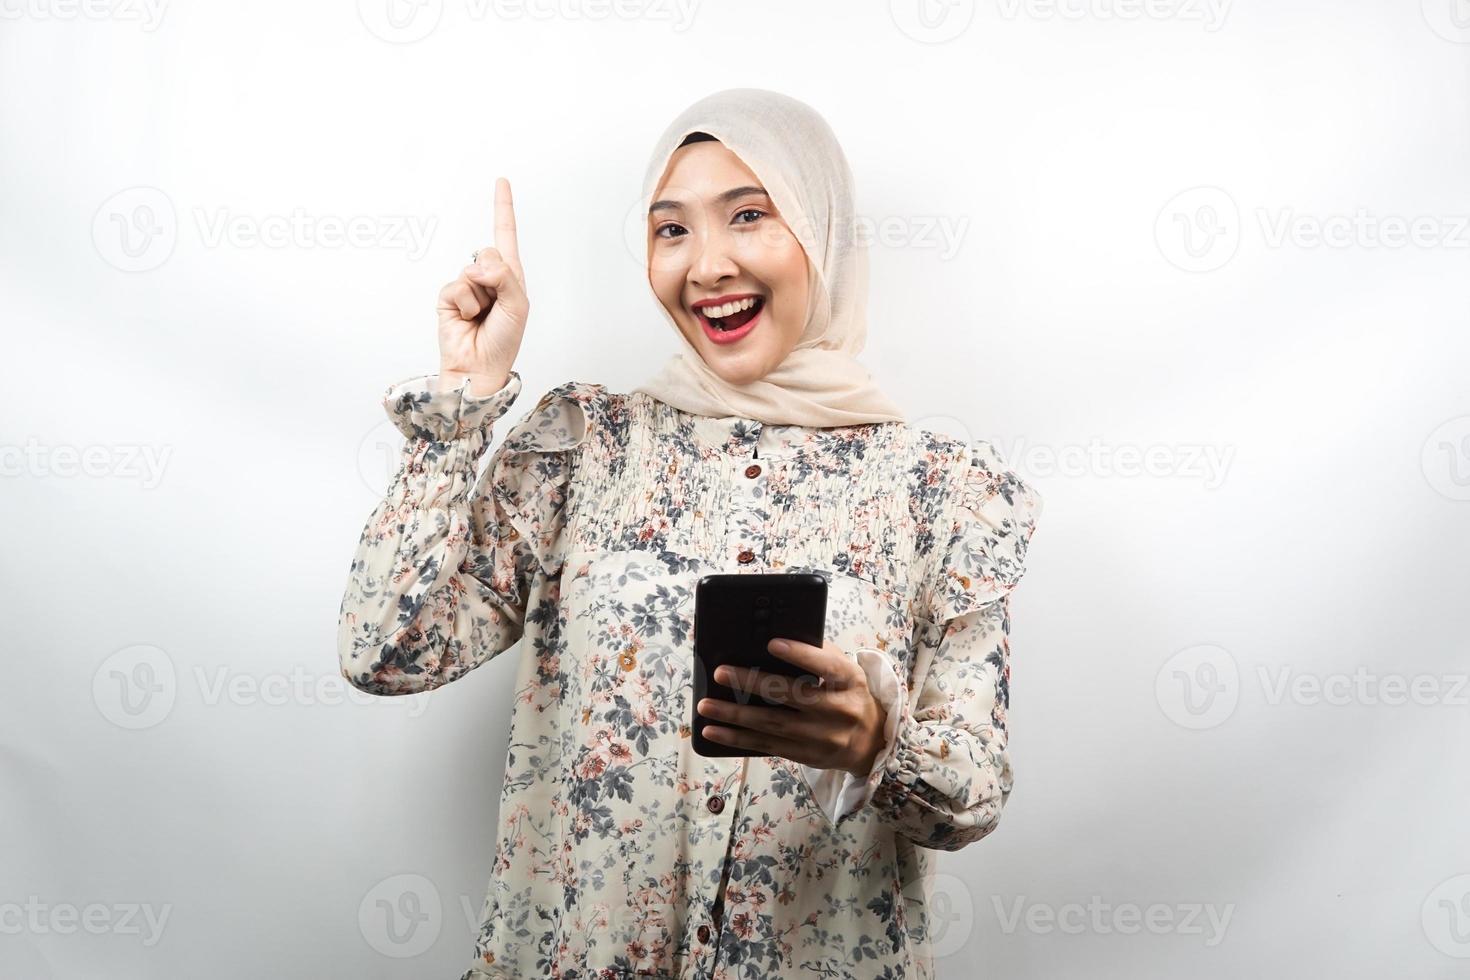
[653,140,766,202]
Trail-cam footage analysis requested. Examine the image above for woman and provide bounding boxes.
[337,88,1042,980]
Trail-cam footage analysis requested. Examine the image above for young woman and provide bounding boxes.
[338,87,1042,980]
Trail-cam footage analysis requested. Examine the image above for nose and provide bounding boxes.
[688,224,740,290]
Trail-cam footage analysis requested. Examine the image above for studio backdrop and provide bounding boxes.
[3,1,1467,977]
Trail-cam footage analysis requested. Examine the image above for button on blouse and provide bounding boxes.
[338,369,1043,980]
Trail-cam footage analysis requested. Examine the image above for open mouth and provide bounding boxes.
[694,295,765,337]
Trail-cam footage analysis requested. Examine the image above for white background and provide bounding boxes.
[3,1,1468,977]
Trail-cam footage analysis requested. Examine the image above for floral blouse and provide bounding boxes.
[337,368,1042,980]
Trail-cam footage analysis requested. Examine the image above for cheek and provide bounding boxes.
[770,244,808,338]
[648,265,683,313]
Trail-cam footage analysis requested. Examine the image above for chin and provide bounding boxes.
[680,325,795,386]
[710,363,769,387]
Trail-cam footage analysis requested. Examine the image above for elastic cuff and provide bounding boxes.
[870,710,927,818]
[382,370,523,442]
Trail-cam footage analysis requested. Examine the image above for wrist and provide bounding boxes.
[438,368,510,397]
[844,699,888,778]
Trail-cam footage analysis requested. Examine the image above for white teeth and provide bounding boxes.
[700,297,759,319]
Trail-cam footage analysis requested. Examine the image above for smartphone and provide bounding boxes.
[692,572,828,758]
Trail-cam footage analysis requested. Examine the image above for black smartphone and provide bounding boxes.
[692,572,828,758]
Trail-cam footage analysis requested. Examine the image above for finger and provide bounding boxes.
[438,279,483,320]
[494,177,521,276]
[458,267,491,310]
[464,258,505,287]
[764,638,854,690]
[465,260,524,305]
[702,724,804,762]
[715,664,826,710]
[698,697,812,740]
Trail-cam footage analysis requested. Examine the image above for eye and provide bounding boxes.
[733,208,766,225]
[654,222,687,240]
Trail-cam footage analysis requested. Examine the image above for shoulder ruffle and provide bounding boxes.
[922,438,1043,624]
[476,380,605,577]
[497,379,602,458]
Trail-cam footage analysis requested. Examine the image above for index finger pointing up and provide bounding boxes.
[494,177,521,273]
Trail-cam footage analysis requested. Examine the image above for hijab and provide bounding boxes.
[629,88,908,427]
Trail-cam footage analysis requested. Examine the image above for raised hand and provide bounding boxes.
[435,177,529,396]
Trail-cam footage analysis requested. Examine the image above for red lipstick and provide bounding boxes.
[691,293,765,345]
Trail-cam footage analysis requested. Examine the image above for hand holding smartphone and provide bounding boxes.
[691,573,828,758]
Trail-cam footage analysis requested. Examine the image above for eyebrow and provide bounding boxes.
[648,185,770,215]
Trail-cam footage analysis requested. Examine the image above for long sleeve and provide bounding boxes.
[337,370,584,696]
[837,439,1043,849]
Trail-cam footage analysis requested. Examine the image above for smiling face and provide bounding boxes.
[647,139,811,388]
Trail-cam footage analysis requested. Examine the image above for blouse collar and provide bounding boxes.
[688,413,804,459]
[632,392,893,461]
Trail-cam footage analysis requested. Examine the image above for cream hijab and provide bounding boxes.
[629,88,907,427]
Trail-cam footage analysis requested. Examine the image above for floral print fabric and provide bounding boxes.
[337,369,1042,979]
